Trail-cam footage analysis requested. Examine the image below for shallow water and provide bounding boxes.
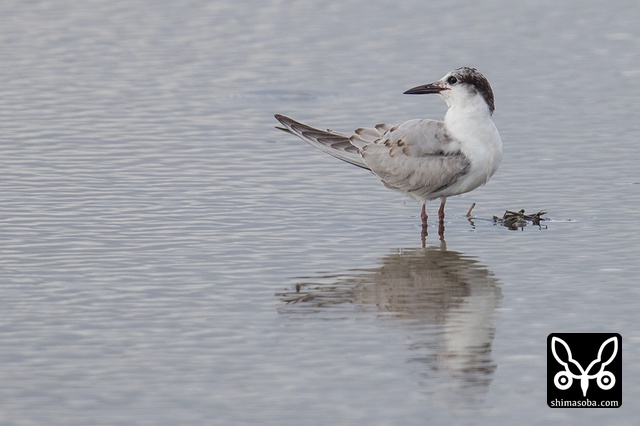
[1,0,640,424]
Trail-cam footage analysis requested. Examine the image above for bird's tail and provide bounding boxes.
[274,114,369,170]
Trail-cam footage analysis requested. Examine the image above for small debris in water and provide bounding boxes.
[493,209,548,230]
[466,202,476,217]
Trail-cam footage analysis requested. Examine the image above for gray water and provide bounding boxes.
[1,1,640,424]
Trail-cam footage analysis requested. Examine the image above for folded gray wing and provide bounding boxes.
[274,114,470,201]
[357,119,471,200]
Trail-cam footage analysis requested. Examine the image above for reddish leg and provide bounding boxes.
[438,198,446,221]
[421,203,428,227]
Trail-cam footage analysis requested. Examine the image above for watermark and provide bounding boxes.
[547,333,621,408]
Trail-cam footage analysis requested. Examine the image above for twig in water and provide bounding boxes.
[466,202,476,217]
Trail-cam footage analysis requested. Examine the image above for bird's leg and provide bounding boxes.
[420,202,428,248]
[421,203,428,227]
[438,198,446,221]
[420,201,429,248]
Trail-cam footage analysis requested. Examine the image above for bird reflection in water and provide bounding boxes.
[278,243,502,405]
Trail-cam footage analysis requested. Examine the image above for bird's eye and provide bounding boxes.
[447,76,458,85]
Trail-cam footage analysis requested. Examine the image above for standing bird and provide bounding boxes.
[274,67,502,227]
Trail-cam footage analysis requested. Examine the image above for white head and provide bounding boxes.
[404,67,495,116]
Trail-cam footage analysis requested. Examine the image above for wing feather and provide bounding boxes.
[274,114,471,200]
[274,114,369,169]
[359,119,471,200]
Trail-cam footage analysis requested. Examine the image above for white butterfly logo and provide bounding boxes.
[551,336,618,397]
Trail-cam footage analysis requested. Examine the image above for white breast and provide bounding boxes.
[442,105,503,196]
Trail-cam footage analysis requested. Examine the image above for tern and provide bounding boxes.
[274,67,502,226]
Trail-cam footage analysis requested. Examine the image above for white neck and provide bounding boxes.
[444,99,492,142]
[443,97,502,183]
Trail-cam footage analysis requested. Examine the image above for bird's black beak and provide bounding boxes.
[403,81,447,95]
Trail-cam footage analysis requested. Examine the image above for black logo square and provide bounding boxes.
[547,333,621,408]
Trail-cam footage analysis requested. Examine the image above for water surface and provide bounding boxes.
[1,1,639,424]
